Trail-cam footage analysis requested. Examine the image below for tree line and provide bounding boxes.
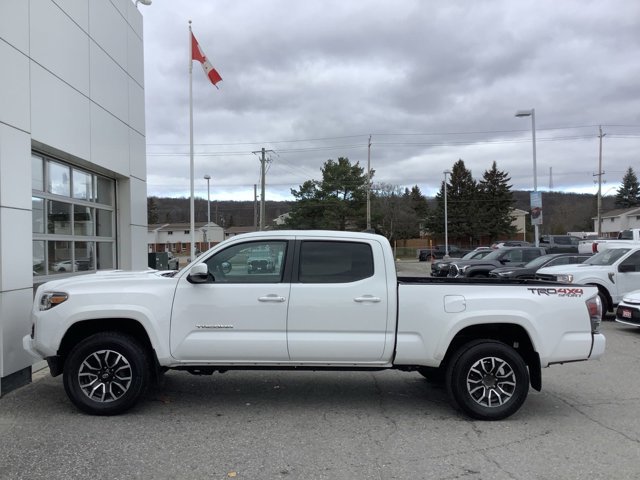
[147,159,639,244]
[283,157,519,245]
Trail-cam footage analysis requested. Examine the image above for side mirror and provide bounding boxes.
[187,263,211,283]
[618,264,636,273]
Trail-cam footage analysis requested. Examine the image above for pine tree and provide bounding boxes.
[477,161,517,241]
[426,159,478,244]
[615,167,640,208]
[286,157,370,230]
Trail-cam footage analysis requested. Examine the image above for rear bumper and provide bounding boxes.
[590,333,606,359]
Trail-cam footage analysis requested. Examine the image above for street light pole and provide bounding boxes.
[443,170,451,258]
[204,174,211,249]
[515,108,539,247]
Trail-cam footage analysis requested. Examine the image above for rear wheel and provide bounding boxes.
[63,332,150,415]
[446,341,529,420]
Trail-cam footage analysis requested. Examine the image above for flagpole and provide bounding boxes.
[188,20,196,262]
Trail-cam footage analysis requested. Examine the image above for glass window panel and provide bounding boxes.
[74,206,94,236]
[96,209,112,237]
[47,200,72,234]
[204,241,287,283]
[73,170,93,200]
[47,162,71,197]
[299,241,374,283]
[97,242,114,270]
[32,155,44,191]
[96,176,114,205]
[74,241,94,271]
[33,241,45,276]
[32,197,45,234]
[48,241,72,274]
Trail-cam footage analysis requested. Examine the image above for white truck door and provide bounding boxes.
[287,240,389,362]
[615,250,640,303]
[170,240,291,362]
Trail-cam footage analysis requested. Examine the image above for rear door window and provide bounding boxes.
[298,241,373,283]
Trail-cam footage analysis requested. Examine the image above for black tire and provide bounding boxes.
[445,340,529,420]
[63,332,150,415]
[598,291,611,321]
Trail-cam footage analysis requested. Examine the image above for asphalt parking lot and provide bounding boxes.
[1,264,639,479]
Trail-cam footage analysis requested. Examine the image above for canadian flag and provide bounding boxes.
[191,32,222,87]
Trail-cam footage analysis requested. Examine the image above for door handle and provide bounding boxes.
[354,295,381,303]
[258,294,286,303]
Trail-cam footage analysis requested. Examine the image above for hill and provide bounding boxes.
[148,191,614,234]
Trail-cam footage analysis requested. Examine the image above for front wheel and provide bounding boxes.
[446,341,529,420]
[598,291,610,321]
[63,332,150,415]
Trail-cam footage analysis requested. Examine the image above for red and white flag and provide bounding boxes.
[191,32,222,87]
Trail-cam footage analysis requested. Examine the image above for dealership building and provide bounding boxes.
[0,0,147,395]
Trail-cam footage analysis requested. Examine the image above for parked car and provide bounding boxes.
[167,252,179,270]
[417,245,471,262]
[615,290,640,327]
[448,247,547,278]
[536,246,640,319]
[24,230,605,420]
[538,235,581,253]
[489,253,591,279]
[490,240,531,249]
[431,248,493,277]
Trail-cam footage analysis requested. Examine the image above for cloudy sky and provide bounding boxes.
[140,0,640,202]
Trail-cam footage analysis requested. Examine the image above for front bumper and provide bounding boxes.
[22,335,43,360]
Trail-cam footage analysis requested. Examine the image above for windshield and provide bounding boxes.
[585,248,631,266]
[524,255,552,268]
[481,250,505,260]
[462,250,490,260]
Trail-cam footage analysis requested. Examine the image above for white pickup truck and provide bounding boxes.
[578,228,640,254]
[536,245,640,318]
[24,231,605,421]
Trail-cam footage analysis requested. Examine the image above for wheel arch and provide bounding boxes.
[57,319,159,376]
[587,283,612,312]
[441,323,541,391]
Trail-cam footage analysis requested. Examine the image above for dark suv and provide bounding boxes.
[417,245,470,261]
[538,235,580,253]
[448,247,547,278]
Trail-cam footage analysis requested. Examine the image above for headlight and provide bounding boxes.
[556,274,574,283]
[39,292,68,311]
[497,271,514,277]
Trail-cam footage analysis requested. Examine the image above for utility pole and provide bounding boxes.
[253,184,258,230]
[252,148,274,231]
[595,126,606,236]
[366,135,372,231]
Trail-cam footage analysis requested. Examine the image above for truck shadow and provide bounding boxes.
[143,370,456,418]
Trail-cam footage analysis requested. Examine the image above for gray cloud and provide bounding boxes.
[141,0,640,201]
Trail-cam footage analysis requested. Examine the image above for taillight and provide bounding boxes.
[592,242,598,253]
[586,294,602,333]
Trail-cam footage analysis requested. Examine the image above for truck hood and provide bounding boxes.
[36,269,177,292]
[536,263,609,278]
[621,289,640,303]
[448,259,501,267]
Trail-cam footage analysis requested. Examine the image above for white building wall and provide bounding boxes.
[0,0,147,395]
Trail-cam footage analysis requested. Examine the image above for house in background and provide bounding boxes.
[594,207,640,236]
[148,223,224,254]
[0,0,147,395]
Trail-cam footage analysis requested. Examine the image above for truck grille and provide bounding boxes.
[535,273,557,282]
